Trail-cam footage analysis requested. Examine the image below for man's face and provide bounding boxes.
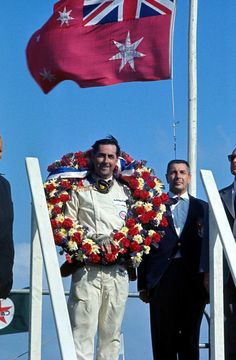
[0,137,2,160]
[92,144,118,179]
[230,148,236,176]
[166,163,191,196]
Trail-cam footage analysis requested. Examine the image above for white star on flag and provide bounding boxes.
[57,7,74,26]
[39,68,56,82]
[109,32,145,72]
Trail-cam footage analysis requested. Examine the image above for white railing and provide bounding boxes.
[201,169,236,360]
[25,157,77,360]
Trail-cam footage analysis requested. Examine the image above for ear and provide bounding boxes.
[187,173,191,184]
[165,173,169,184]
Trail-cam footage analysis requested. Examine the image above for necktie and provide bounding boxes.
[95,179,114,194]
[169,197,180,206]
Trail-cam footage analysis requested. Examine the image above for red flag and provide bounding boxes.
[26,0,176,93]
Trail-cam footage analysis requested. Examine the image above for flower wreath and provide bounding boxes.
[44,150,169,267]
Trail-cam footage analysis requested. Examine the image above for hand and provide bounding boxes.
[139,290,150,303]
[91,234,117,254]
[203,272,209,293]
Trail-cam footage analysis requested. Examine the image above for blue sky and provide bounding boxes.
[0,1,235,359]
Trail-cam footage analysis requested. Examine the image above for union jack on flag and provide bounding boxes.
[83,0,175,26]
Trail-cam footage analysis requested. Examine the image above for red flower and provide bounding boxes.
[160,193,169,202]
[130,242,141,252]
[141,171,151,181]
[60,193,70,202]
[82,243,92,255]
[152,232,161,243]
[71,232,82,244]
[66,254,72,263]
[144,236,152,246]
[60,180,72,190]
[134,189,149,201]
[124,177,139,190]
[54,233,63,245]
[147,210,156,220]
[52,206,61,214]
[89,253,101,263]
[160,217,168,227]
[45,183,56,192]
[126,218,136,228]
[62,218,73,229]
[121,238,130,248]
[135,206,145,215]
[139,213,151,224]
[61,155,72,166]
[51,219,58,229]
[49,197,60,205]
[104,253,117,263]
[152,197,162,207]
[128,227,139,236]
[113,232,124,241]
[146,178,156,189]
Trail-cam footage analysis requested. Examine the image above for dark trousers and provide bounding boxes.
[224,274,236,360]
[149,259,207,360]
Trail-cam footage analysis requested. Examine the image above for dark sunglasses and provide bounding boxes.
[228,154,236,162]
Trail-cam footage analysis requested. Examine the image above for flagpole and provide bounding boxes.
[188,0,198,196]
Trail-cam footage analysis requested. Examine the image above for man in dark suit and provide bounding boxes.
[138,159,209,360]
[219,147,236,360]
[0,136,14,299]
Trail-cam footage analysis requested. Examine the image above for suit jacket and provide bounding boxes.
[219,183,236,283]
[138,195,209,291]
[219,183,236,238]
[0,175,14,298]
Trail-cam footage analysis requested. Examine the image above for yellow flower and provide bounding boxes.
[133,200,144,208]
[133,235,143,244]
[58,228,68,237]
[148,229,156,237]
[136,223,143,231]
[144,203,153,211]
[131,253,142,267]
[56,214,65,223]
[143,245,150,254]
[159,204,166,212]
[67,240,78,251]
[138,178,144,187]
[120,226,129,235]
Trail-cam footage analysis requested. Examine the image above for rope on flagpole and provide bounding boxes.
[170,1,180,159]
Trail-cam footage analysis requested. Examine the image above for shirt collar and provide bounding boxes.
[169,191,189,201]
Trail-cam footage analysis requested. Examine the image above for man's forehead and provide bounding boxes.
[96,144,117,154]
[169,163,188,171]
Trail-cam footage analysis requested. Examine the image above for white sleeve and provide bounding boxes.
[64,190,79,221]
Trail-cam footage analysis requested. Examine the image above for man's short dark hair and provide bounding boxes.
[91,135,121,157]
[166,159,191,174]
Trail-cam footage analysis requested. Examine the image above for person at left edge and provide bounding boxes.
[0,136,14,299]
[63,136,130,360]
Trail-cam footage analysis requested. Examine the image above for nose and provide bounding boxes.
[102,155,109,162]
